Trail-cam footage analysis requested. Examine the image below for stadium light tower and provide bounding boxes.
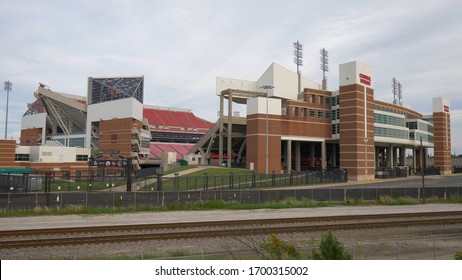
[260,85,274,175]
[320,48,329,90]
[392,77,398,105]
[4,80,12,139]
[392,77,403,106]
[398,81,403,106]
[293,41,303,95]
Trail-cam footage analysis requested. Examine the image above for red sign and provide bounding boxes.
[108,86,118,95]
[359,73,371,86]
[444,105,449,113]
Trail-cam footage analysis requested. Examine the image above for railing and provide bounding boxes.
[375,167,408,179]
[1,186,461,210]
[453,166,462,174]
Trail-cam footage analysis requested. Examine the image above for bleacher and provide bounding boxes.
[149,143,195,160]
[143,106,212,133]
[143,106,213,162]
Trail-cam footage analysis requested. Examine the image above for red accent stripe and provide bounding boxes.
[360,79,371,86]
[359,73,371,81]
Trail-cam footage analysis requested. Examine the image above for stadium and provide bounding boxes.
[0,76,213,177]
[0,60,452,182]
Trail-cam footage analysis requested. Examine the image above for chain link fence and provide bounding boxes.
[1,186,461,210]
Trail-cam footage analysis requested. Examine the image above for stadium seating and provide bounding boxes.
[149,143,195,160]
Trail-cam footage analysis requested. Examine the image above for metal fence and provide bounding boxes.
[1,186,461,210]
[156,236,462,260]
[0,169,348,193]
[454,166,462,174]
[160,169,347,192]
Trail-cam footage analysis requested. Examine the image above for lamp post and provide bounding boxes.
[4,81,12,139]
[260,85,274,175]
[420,137,425,204]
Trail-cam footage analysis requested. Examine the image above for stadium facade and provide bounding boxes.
[0,76,212,173]
[0,60,452,182]
[191,61,451,181]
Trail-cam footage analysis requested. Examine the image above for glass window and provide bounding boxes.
[76,155,89,161]
[15,154,30,161]
[326,111,331,120]
[310,109,315,119]
[318,110,323,119]
[68,138,85,147]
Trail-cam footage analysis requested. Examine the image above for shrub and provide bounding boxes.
[312,231,352,260]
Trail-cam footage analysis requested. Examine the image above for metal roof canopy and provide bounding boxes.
[220,88,266,104]
[35,86,87,135]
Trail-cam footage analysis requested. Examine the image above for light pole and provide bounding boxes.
[4,81,12,140]
[260,85,274,175]
[420,137,425,204]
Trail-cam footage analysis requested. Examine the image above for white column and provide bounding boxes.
[227,93,232,168]
[219,94,224,166]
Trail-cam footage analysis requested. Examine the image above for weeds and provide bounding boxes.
[1,196,461,217]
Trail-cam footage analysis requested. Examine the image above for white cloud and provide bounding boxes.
[1,0,461,151]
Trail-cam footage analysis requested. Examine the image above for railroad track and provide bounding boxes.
[1,211,461,249]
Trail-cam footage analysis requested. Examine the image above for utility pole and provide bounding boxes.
[4,81,12,139]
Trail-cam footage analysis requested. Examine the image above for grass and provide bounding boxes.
[1,196,461,218]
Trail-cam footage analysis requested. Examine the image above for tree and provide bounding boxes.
[230,234,301,260]
[455,251,462,260]
[312,231,352,260]
[260,234,301,260]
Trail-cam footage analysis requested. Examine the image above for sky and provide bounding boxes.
[0,0,461,154]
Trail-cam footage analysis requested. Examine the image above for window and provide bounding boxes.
[310,109,315,119]
[374,127,409,139]
[318,110,324,119]
[336,123,340,134]
[310,95,315,104]
[15,154,30,162]
[374,113,405,127]
[326,111,331,120]
[301,108,307,118]
[318,96,323,104]
[292,107,298,117]
[336,109,340,119]
[326,97,331,106]
[76,155,89,161]
[68,137,85,147]
[332,124,336,134]
[331,110,336,120]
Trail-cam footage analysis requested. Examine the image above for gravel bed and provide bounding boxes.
[1,223,461,260]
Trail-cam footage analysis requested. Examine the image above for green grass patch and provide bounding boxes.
[181,167,259,177]
[162,165,197,176]
[1,197,461,218]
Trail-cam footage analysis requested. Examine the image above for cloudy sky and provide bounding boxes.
[1,0,461,154]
